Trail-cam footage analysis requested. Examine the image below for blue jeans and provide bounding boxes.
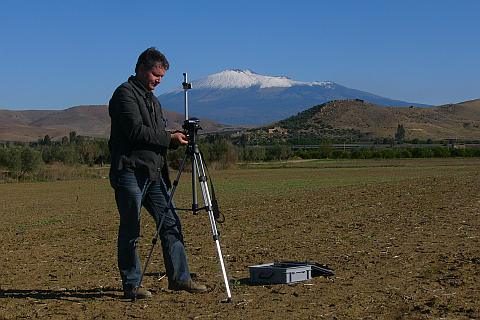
[110,168,191,290]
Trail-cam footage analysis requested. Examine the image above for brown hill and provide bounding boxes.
[276,99,480,140]
[2,99,479,142]
[0,105,224,142]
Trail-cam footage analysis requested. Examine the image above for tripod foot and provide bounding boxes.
[221,297,233,303]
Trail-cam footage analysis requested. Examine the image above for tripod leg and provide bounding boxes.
[134,150,189,299]
[193,152,232,301]
[191,147,198,213]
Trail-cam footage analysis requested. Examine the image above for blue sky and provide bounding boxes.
[0,0,478,109]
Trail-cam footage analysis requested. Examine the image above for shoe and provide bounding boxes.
[168,279,207,293]
[123,287,152,299]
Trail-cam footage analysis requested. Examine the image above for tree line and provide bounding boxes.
[236,144,480,162]
[0,132,109,179]
[1,132,480,180]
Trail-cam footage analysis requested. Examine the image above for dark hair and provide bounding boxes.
[135,47,169,73]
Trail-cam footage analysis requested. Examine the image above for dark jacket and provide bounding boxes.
[108,76,175,184]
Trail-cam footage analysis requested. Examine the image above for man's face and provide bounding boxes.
[136,63,166,91]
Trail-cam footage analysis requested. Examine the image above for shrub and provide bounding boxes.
[1,148,22,172]
[20,147,42,174]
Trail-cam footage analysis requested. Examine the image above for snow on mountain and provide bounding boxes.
[192,69,334,89]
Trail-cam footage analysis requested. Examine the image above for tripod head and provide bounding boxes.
[183,117,201,138]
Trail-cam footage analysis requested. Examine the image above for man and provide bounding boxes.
[108,47,206,299]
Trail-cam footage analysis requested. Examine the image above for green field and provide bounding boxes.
[1,158,479,319]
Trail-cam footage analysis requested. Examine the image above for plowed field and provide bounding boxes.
[1,158,479,319]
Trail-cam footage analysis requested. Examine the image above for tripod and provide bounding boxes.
[135,73,232,302]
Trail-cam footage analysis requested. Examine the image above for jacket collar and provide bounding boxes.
[128,76,153,99]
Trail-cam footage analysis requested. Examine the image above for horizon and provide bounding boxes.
[1,67,479,111]
[1,0,479,110]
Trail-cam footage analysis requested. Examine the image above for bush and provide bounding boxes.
[330,150,350,159]
[432,147,451,158]
[20,147,42,174]
[397,148,412,158]
[201,138,237,169]
[0,147,43,179]
[238,146,261,162]
[168,139,237,170]
[266,144,292,161]
[381,149,396,159]
[0,148,22,172]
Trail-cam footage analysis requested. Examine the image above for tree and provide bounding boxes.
[0,147,42,179]
[267,144,292,161]
[69,131,77,144]
[3,148,21,172]
[77,140,101,166]
[20,148,42,174]
[59,145,81,164]
[395,124,406,143]
[245,146,266,162]
[204,138,237,168]
[38,134,52,146]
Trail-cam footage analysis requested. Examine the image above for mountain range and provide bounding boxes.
[158,69,430,125]
[1,98,478,143]
[0,70,478,142]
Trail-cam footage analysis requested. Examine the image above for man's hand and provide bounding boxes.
[171,131,188,145]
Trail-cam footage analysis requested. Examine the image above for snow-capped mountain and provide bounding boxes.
[159,69,428,125]
[192,69,335,90]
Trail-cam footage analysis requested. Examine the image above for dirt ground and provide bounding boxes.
[0,158,479,319]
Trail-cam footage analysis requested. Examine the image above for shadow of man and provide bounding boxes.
[0,287,121,302]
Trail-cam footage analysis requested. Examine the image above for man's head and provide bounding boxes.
[135,47,170,92]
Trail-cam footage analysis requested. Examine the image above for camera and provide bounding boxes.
[183,117,201,133]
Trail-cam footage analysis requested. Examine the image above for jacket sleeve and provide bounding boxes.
[111,85,171,147]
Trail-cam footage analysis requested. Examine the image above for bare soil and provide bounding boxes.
[1,158,479,319]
